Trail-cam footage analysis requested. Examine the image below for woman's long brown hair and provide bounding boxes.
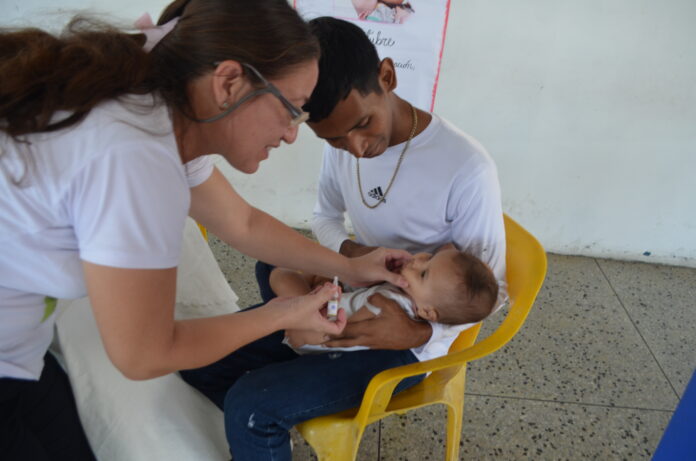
[0,0,319,138]
[0,18,151,137]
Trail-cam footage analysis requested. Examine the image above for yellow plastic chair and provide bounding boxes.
[296,214,548,461]
[197,223,208,241]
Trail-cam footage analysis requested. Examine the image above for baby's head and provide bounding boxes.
[400,249,499,325]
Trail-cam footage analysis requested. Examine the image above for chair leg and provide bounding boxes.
[312,440,359,461]
[303,423,362,461]
[444,402,463,461]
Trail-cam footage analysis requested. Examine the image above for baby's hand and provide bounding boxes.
[309,275,335,290]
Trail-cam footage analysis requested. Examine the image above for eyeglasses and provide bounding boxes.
[241,63,309,126]
[197,62,309,126]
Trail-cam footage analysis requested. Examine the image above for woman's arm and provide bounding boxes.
[82,261,346,380]
[189,168,410,287]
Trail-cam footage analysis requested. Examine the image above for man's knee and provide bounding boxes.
[224,373,266,413]
[224,377,281,433]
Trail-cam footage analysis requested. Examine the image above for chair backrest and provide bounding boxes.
[455,213,547,358]
[410,214,547,390]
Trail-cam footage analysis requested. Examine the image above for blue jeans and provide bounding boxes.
[179,261,424,461]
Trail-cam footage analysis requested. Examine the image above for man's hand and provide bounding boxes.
[284,328,326,348]
[339,239,378,258]
[323,294,432,349]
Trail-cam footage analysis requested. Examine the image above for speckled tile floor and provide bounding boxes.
[208,235,695,461]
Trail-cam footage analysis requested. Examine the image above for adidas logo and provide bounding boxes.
[368,186,385,203]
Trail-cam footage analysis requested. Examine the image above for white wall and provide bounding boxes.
[1,0,171,31]
[3,0,694,267]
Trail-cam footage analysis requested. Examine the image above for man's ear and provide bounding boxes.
[211,60,247,108]
[377,58,398,92]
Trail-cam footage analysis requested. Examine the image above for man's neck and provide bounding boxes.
[387,96,432,147]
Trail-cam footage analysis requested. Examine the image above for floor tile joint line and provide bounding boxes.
[593,258,680,400]
[377,417,382,460]
[464,391,674,413]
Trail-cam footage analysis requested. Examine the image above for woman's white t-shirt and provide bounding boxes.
[0,94,213,380]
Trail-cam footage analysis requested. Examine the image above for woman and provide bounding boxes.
[0,0,410,459]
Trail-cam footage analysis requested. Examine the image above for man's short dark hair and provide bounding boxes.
[303,17,382,122]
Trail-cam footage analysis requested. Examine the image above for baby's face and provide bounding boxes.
[400,249,461,320]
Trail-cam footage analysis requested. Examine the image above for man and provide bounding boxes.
[307,17,506,344]
[181,17,505,461]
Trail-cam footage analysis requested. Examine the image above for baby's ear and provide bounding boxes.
[421,305,439,322]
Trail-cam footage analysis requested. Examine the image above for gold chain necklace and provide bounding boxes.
[356,104,418,209]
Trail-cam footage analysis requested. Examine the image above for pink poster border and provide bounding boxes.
[292,0,452,111]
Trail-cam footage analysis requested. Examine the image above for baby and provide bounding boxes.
[270,248,499,353]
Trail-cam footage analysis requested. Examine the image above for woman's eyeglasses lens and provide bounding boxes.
[241,63,309,126]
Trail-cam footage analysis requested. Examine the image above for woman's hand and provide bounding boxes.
[343,247,412,288]
[269,283,347,336]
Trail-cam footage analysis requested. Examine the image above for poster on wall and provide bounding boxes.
[294,0,452,111]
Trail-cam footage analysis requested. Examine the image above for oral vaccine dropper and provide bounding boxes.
[327,276,339,321]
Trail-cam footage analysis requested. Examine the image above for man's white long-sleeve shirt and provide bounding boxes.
[312,113,506,281]
[312,113,507,357]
